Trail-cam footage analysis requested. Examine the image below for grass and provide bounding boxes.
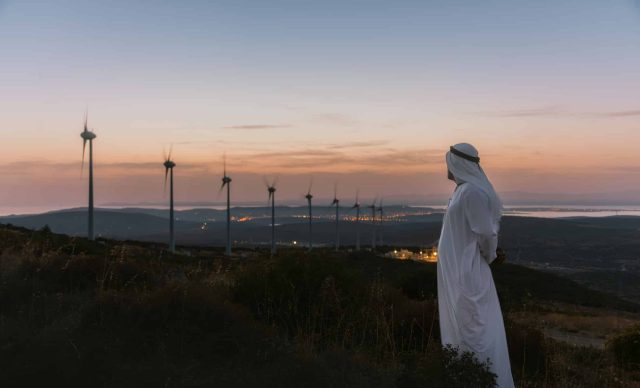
[1,224,639,387]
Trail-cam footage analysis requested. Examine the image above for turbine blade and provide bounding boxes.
[263,176,270,188]
[223,153,227,176]
[168,144,173,161]
[81,139,87,174]
[272,176,279,188]
[84,110,88,132]
[164,167,169,191]
[307,177,313,195]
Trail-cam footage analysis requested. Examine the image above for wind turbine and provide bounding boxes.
[80,112,97,241]
[163,148,176,253]
[305,179,313,251]
[265,178,277,256]
[377,198,384,246]
[367,198,377,250]
[331,184,340,251]
[220,155,232,256]
[351,189,361,251]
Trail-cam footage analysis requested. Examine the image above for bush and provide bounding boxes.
[232,252,491,385]
[398,345,496,388]
[608,323,640,368]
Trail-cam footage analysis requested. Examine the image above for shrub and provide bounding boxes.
[608,323,640,368]
[232,252,492,385]
[397,345,496,388]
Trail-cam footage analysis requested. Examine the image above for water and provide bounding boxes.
[2,204,640,219]
[412,205,640,218]
[503,205,640,218]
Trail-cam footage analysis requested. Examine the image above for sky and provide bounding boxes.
[1,0,640,213]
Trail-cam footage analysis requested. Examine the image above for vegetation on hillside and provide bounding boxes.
[0,224,638,387]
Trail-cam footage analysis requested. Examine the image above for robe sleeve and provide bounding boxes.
[464,188,498,264]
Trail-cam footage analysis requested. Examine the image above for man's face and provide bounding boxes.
[447,170,455,182]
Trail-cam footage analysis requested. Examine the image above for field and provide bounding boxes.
[1,224,639,387]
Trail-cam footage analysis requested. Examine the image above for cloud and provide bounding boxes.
[231,147,443,174]
[478,106,640,118]
[311,113,358,126]
[222,124,291,130]
[3,145,444,181]
[327,140,390,149]
[3,160,207,177]
[598,110,640,117]
[479,106,565,117]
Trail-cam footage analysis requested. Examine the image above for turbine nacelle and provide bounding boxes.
[267,185,276,201]
[221,154,231,188]
[264,176,278,200]
[81,130,97,140]
[331,183,339,206]
[305,178,314,203]
[163,157,176,190]
[352,189,360,209]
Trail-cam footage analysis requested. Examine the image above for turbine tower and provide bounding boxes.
[80,112,97,241]
[368,198,377,250]
[265,178,277,256]
[163,148,176,253]
[305,179,313,251]
[331,184,340,251]
[220,155,232,256]
[351,189,361,251]
[377,198,384,246]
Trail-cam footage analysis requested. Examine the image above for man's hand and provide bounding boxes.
[492,247,507,266]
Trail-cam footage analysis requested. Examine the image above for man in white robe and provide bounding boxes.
[437,143,514,388]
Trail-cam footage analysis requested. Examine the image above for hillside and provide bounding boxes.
[3,209,639,303]
[1,224,639,387]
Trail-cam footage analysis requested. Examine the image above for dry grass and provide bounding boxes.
[509,301,640,348]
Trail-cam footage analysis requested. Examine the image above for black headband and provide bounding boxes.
[450,146,480,163]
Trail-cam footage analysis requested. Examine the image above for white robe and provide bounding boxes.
[437,182,514,388]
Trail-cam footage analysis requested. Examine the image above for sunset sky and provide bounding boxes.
[1,0,640,213]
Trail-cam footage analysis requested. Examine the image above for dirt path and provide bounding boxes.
[543,328,606,349]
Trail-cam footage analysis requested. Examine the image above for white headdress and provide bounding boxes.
[446,143,503,221]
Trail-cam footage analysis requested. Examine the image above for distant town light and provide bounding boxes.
[385,247,438,263]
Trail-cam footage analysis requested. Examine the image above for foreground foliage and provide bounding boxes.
[0,224,638,387]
